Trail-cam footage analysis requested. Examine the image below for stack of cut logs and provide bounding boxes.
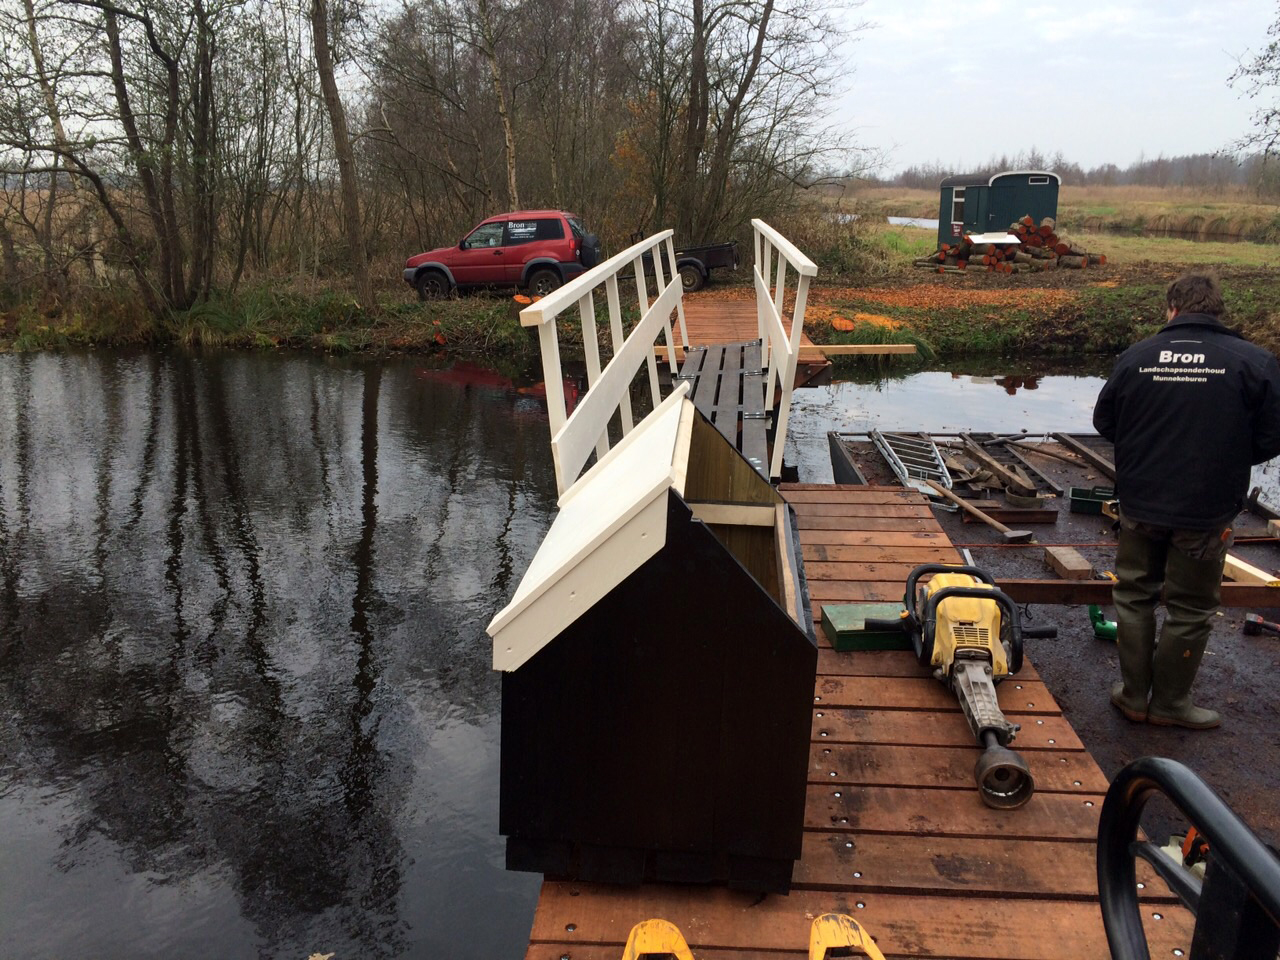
[914,216,1107,274]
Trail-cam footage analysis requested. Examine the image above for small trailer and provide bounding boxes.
[631,235,740,291]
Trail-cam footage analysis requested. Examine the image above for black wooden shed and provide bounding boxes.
[937,170,1061,248]
[488,393,817,894]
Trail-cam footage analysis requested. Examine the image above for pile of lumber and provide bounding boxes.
[914,216,1107,274]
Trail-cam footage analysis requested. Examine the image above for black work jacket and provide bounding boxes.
[1093,313,1280,529]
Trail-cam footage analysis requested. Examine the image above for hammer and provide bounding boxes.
[1246,487,1280,522]
[1243,613,1280,637]
[926,480,1034,542]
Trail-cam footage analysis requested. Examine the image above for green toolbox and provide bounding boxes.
[1068,486,1116,515]
[821,601,910,652]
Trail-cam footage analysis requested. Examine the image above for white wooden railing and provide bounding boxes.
[522,231,689,497]
[752,218,818,479]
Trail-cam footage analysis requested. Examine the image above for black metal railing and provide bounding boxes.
[1097,756,1280,959]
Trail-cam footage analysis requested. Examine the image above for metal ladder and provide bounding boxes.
[869,430,952,498]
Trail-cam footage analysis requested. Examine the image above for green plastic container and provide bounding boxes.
[1068,486,1116,515]
[821,602,910,652]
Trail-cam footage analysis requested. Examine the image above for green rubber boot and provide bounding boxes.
[1148,545,1222,730]
[1110,524,1163,722]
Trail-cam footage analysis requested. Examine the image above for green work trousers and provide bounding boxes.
[1112,516,1229,710]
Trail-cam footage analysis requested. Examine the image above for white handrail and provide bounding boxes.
[750,218,817,479]
[521,230,686,496]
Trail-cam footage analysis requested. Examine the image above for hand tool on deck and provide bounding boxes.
[1243,613,1280,637]
[866,563,1056,809]
[1246,486,1280,522]
[926,479,1034,542]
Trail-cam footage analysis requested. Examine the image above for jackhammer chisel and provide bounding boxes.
[867,564,1056,809]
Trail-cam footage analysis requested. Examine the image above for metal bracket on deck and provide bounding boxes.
[742,411,768,419]
[674,374,698,381]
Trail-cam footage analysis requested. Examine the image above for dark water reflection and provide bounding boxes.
[0,350,555,958]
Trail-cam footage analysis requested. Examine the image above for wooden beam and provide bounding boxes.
[960,433,1037,496]
[801,344,917,356]
[1052,432,1116,479]
[1044,546,1093,580]
[654,344,915,360]
[997,578,1280,607]
[688,501,776,527]
[1224,553,1280,586]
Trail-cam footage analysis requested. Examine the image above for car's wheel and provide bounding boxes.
[416,270,449,300]
[679,264,704,292]
[527,269,562,297]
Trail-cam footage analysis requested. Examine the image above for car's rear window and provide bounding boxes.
[507,219,564,244]
[566,217,585,241]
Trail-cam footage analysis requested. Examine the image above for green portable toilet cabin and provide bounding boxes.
[937,170,1061,248]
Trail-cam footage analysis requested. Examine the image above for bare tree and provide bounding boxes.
[310,0,374,310]
[1230,4,1280,158]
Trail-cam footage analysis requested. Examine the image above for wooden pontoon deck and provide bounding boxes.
[522,485,1195,959]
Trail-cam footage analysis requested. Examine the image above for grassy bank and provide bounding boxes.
[0,285,543,358]
[851,185,1280,244]
[4,215,1278,364]
[800,267,1280,359]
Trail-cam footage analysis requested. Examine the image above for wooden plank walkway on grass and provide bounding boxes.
[522,484,1194,959]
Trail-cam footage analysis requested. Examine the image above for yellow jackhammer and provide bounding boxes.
[867,564,1056,809]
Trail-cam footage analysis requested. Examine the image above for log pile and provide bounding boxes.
[914,216,1107,274]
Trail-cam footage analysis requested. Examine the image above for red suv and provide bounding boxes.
[403,210,600,299]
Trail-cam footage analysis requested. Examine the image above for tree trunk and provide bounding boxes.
[310,0,375,312]
[476,0,519,209]
[678,0,708,238]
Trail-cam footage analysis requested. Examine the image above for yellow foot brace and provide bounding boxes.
[622,919,696,960]
[810,913,887,960]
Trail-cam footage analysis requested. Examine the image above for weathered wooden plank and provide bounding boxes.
[812,707,1080,750]
[810,580,953,603]
[804,784,1104,840]
[784,490,923,504]
[796,529,953,546]
[998,578,1280,607]
[691,344,726,431]
[816,648,1043,683]
[529,883,1193,958]
[796,515,941,532]
[805,561,964,583]
[813,675,1058,713]
[782,483,905,493]
[711,339,743,439]
[794,832,1176,900]
[809,743,1109,793]
[802,543,961,564]
[1052,432,1116,479]
[789,502,939,519]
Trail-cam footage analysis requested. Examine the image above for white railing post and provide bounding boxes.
[604,274,633,436]
[519,229,687,496]
[665,235,690,351]
[750,218,818,480]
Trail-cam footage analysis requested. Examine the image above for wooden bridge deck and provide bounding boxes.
[669,297,834,386]
[522,485,1194,959]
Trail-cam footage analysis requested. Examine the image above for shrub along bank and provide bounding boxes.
[2,264,1277,364]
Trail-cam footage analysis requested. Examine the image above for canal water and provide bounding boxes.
[0,350,1269,958]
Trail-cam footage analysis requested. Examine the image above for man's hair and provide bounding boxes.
[1166,271,1225,318]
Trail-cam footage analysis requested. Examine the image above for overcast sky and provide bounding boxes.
[838,0,1275,175]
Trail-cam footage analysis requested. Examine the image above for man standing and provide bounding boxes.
[1093,272,1280,729]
